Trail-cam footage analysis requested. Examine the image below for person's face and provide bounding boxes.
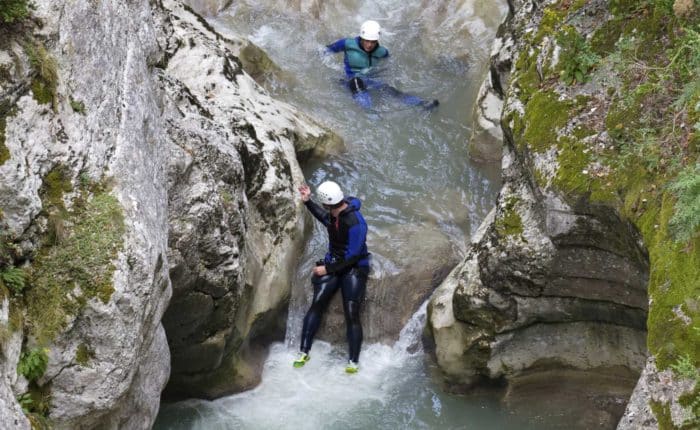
[360,38,378,52]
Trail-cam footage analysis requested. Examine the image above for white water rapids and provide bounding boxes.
[153,1,571,428]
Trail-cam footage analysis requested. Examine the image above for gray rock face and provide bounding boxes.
[1,0,172,427]
[617,357,698,430]
[158,0,342,399]
[467,12,516,162]
[429,0,650,426]
[0,298,29,430]
[1,0,343,425]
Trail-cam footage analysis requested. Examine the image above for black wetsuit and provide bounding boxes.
[299,197,370,363]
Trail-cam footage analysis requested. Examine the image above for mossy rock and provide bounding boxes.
[25,188,125,344]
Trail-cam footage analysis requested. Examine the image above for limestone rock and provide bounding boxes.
[429,1,651,426]
[158,0,341,399]
[617,357,698,430]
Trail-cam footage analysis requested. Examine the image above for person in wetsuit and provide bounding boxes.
[326,20,438,111]
[293,181,370,373]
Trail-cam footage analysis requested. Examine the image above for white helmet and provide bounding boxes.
[360,20,381,41]
[316,181,344,205]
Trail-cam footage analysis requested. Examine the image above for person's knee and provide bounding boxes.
[346,300,361,323]
[349,77,366,95]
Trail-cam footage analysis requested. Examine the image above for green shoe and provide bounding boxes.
[293,352,310,368]
[345,361,359,374]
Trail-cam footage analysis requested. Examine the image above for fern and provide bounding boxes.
[17,348,49,382]
[0,266,26,294]
[669,163,700,243]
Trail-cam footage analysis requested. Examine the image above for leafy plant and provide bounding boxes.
[0,266,25,294]
[556,26,600,85]
[0,0,32,24]
[17,347,49,382]
[668,163,700,243]
[671,354,700,379]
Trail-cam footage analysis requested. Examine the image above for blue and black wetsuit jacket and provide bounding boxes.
[304,197,370,274]
[326,37,389,78]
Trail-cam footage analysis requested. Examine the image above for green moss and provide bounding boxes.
[605,98,643,142]
[679,385,700,429]
[553,138,617,202]
[651,400,675,430]
[513,48,542,102]
[25,188,125,344]
[69,98,85,114]
[640,193,700,370]
[75,343,94,366]
[0,0,32,24]
[40,166,73,210]
[522,91,572,153]
[25,43,58,110]
[495,196,525,238]
[0,115,8,165]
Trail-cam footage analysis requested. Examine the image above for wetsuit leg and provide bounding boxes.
[348,77,372,110]
[380,83,438,108]
[340,267,369,363]
[300,274,339,354]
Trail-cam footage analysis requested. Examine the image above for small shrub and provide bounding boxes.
[0,0,32,24]
[69,98,85,114]
[556,26,600,85]
[0,266,25,294]
[17,347,49,382]
[24,43,58,110]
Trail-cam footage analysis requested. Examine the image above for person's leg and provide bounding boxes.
[348,77,372,109]
[299,274,339,355]
[381,84,439,109]
[340,267,369,365]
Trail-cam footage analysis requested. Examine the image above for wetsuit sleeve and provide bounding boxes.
[326,222,367,274]
[304,200,330,226]
[326,38,346,53]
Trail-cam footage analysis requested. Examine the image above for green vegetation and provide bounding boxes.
[507,4,699,426]
[0,265,26,294]
[25,42,58,110]
[75,343,94,366]
[25,185,125,344]
[556,25,600,85]
[0,0,32,24]
[495,196,525,239]
[521,91,571,153]
[668,164,700,243]
[0,115,9,165]
[17,385,51,430]
[69,98,85,114]
[17,347,48,382]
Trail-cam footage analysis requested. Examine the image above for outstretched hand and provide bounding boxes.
[313,265,327,276]
[299,184,311,202]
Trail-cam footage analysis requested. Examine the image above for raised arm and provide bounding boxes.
[299,184,330,226]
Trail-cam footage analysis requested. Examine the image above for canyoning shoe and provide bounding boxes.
[345,361,359,374]
[293,352,310,368]
[421,99,439,110]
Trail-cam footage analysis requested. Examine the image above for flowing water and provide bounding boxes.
[152,1,571,428]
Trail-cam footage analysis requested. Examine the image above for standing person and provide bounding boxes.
[326,20,438,111]
[293,181,370,373]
